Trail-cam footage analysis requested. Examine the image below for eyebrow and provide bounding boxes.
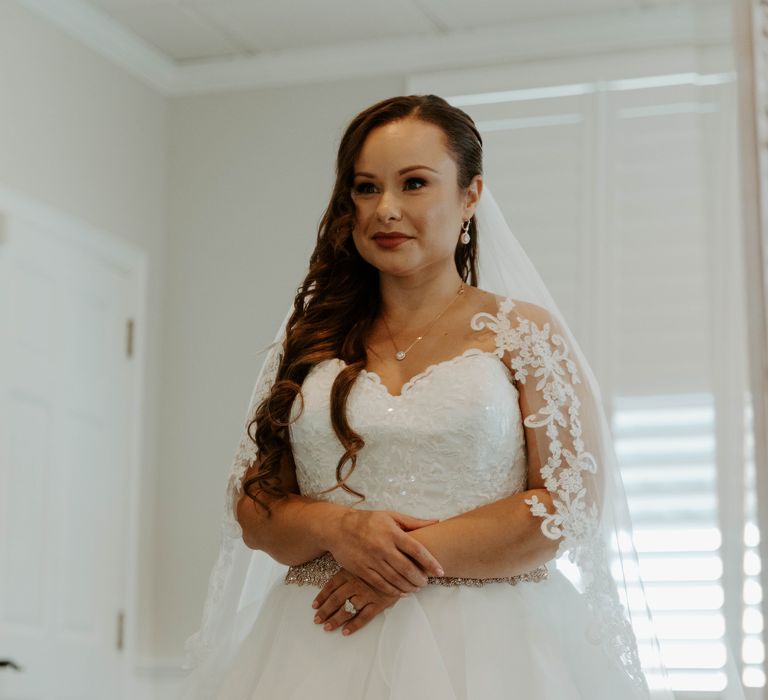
[353,165,439,178]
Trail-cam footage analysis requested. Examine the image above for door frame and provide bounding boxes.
[0,183,148,695]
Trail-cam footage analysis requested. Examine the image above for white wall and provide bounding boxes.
[160,76,403,662]
[0,1,166,662]
[0,0,404,671]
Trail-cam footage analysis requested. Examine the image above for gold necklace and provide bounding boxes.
[381,282,466,361]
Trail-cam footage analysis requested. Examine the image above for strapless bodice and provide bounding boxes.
[288,347,528,520]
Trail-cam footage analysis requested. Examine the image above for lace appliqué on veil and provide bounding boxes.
[471,297,649,696]
[223,339,285,539]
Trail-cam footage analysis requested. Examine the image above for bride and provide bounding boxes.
[178,94,678,699]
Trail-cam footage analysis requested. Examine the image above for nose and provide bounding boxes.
[375,189,401,222]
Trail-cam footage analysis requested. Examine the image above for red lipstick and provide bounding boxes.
[373,232,412,249]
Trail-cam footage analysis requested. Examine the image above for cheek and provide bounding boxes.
[349,204,365,239]
[421,208,459,249]
[350,202,373,236]
[350,227,377,265]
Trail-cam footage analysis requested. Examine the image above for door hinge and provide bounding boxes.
[126,319,134,358]
[116,610,125,651]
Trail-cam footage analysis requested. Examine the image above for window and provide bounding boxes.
[410,42,756,698]
[613,393,749,694]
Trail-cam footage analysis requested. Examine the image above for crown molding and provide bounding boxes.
[17,0,732,96]
[16,0,176,91]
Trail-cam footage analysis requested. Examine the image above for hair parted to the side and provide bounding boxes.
[242,94,484,517]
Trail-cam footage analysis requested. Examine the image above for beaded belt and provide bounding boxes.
[284,551,549,588]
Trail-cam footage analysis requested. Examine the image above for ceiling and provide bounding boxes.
[17,0,730,94]
[81,0,683,63]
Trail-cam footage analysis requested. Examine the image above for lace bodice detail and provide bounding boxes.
[288,345,529,521]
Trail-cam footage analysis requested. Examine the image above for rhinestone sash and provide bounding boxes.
[284,551,549,588]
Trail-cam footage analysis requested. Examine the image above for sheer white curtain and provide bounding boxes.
[733,0,768,693]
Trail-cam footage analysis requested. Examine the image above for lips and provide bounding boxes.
[373,233,412,249]
[373,232,411,240]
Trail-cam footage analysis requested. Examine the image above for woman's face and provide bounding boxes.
[350,117,481,279]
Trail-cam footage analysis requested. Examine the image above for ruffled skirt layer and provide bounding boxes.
[180,566,655,700]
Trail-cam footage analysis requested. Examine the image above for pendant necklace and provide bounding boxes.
[381,282,465,361]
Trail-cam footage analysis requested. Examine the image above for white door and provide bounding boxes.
[0,207,137,698]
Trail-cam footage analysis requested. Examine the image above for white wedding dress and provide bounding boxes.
[180,300,657,699]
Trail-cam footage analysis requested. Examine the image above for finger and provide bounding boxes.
[399,522,440,532]
[363,559,419,595]
[396,533,444,577]
[388,551,432,588]
[312,574,345,610]
[389,512,440,530]
[314,582,354,623]
[381,557,425,592]
[359,567,406,598]
[323,596,367,632]
[341,603,379,636]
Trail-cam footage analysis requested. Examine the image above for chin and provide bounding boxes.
[369,258,416,277]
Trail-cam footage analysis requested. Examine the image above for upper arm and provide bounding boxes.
[240,446,300,503]
[489,295,605,558]
[517,382,547,491]
[278,447,301,495]
[500,299,604,502]
[236,448,300,548]
[493,298,553,492]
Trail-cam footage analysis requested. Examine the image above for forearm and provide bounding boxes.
[407,488,561,579]
[236,491,349,567]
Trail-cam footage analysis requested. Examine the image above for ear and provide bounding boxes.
[464,175,483,219]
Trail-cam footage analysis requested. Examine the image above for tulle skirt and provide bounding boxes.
[178,564,658,700]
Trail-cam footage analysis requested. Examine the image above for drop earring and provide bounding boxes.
[460,219,471,244]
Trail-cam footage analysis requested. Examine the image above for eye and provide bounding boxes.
[404,177,426,191]
[352,177,426,195]
[353,182,376,195]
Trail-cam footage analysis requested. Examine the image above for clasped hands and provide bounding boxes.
[310,508,444,637]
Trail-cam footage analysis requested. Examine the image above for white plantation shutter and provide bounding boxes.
[613,393,730,692]
[410,44,757,698]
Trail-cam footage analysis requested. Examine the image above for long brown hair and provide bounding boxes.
[242,94,483,516]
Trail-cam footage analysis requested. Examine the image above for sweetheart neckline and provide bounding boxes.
[325,295,515,399]
[333,347,511,399]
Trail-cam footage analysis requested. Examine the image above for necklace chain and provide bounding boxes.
[381,282,466,361]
